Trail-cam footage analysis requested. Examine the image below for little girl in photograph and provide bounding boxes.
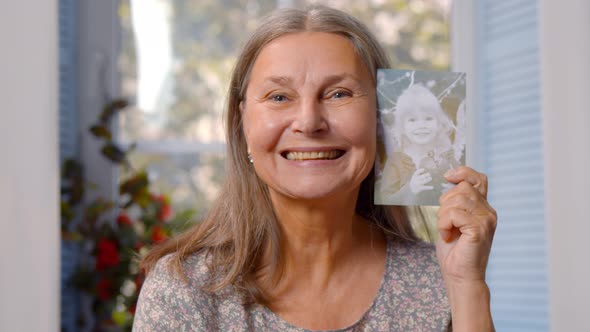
[375,83,462,206]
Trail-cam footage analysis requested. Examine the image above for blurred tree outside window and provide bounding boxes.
[117,0,452,231]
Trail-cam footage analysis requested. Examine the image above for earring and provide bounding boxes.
[247,153,253,164]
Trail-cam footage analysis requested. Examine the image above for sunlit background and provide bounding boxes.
[117,0,452,217]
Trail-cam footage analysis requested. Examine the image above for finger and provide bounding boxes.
[437,207,473,240]
[437,206,496,243]
[439,185,497,224]
[441,183,456,190]
[444,166,488,198]
[419,185,434,191]
[440,181,481,206]
[419,170,431,177]
[414,168,426,176]
[439,189,478,213]
[419,174,432,183]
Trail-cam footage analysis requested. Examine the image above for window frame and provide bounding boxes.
[76,0,122,202]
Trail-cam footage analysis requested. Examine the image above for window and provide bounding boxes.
[117,0,453,225]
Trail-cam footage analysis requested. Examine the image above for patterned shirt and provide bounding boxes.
[133,239,451,331]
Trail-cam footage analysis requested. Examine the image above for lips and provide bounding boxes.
[283,150,345,161]
[412,131,432,138]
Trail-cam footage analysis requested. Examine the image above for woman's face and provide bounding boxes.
[402,110,439,145]
[241,32,376,202]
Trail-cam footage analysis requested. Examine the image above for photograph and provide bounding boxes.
[374,69,466,206]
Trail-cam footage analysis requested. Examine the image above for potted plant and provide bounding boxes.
[60,99,195,331]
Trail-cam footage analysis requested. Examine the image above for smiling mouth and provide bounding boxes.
[283,150,345,161]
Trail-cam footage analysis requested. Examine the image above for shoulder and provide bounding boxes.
[142,250,212,294]
[133,250,250,331]
[391,151,414,166]
[388,240,444,285]
[381,152,414,180]
[133,252,217,331]
[393,239,438,264]
[380,239,451,328]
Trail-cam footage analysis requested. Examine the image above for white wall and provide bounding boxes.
[0,0,60,331]
[539,1,590,331]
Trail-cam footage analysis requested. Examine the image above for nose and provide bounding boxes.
[291,98,328,135]
[415,119,428,128]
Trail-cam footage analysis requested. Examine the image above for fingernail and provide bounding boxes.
[444,169,456,178]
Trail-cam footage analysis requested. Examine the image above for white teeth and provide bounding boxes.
[285,150,342,161]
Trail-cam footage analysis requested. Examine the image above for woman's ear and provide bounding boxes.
[240,101,248,139]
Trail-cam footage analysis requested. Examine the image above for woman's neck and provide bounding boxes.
[265,189,372,288]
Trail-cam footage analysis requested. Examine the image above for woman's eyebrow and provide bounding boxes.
[262,74,364,87]
[322,73,363,86]
[263,76,293,86]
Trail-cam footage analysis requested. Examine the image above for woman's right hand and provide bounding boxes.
[409,168,434,193]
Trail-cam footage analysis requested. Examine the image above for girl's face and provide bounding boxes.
[403,110,439,145]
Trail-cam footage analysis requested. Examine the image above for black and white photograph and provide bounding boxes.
[374,69,466,206]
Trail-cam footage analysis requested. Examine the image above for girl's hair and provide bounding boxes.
[141,4,419,304]
[393,84,454,154]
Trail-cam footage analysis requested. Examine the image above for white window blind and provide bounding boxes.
[476,1,549,330]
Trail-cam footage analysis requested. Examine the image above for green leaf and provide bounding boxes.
[89,124,112,140]
[61,201,74,222]
[120,172,149,196]
[61,231,83,241]
[101,143,127,164]
[84,198,115,223]
[100,98,129,124]
[62,159,83,178]
[134,191,151,209]
[112,310,130,327]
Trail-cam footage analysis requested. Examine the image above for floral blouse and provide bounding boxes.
[133,239,451,331]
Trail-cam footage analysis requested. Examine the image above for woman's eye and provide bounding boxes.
[329,90,352,99]
[269,94,288,102]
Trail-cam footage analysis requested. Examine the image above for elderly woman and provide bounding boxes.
[133,5,496,332]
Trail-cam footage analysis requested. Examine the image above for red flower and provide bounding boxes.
[97,278,112,301]
[133,241,144,251]
[96,238,120,271]
[158,203,172,222]
[151,226,167,244]
[152,194,172,222]
[116,211,133,226]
